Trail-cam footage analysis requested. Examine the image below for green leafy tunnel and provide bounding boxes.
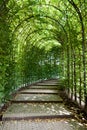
[0,0,87,109]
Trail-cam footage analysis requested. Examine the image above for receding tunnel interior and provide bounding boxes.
[0,0,87,109]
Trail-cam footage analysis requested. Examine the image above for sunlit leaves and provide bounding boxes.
[0,0,87,106]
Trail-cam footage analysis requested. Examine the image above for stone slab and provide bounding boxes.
[3,103,72,119]
[14,94,62,101]
[1,119,87,130]
[20,89,59,94]
[29,85,58,89]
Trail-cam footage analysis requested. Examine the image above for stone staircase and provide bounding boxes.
[1,80,86,130]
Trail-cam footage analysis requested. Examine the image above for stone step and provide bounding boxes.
[29,86,59,89]
[2,119,87,130]
[36,84,58,86]
[14,93,63,102]
[3,103,72,120]
[29,88,59,90]
[20,89,59,94]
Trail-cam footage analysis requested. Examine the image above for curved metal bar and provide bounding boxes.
[7,3,64,20]
[20,27,64,48]
[11,14,68,43]
[24,28,61,42]
[13,20,57,39]
[25,36,61,50]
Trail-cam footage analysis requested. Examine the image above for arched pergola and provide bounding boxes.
[0,0,87,109]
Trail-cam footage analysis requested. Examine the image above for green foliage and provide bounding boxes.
[0,0,87,107]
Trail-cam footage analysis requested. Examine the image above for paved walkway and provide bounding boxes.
[0,80,87,130]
